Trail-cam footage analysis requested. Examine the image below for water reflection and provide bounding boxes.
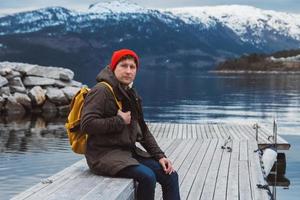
[0,116,67,153]
[0,116,82,199]
[1,71,300,199]
[136,71,300,135]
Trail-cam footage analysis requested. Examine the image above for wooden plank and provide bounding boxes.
[182,123,187,139]
[211,124,222,139]
[199,124,207,139]
[12,159,87,200]
[226,140,240,200]
[155,139,197,199]
[178,124,184,139]
[186,123,191,139]
[162,123,171,138]
[149,123,159,137]
[163,123,170,138]
[234,124,252,140]
[216,124,229,139]
[226,124,242,140]
[195,124,203,139]
[204,124,213,139]
[239,161,252,200]
[177,140,203,184]
[45,172,105,200]
[218,124,236,140]
[240,140,248,161]
[155,123,163,138]
[187,139,218,200]
[180,140,211,200]
[80,177,134,200]
[166,123,174,139]
[213,140,231,200]
[173,123,180,139]
[191,124,197,139]
[201,139,224,200]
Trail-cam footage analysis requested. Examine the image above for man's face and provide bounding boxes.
[114,58,137,85]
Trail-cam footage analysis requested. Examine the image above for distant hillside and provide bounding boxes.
[1,1,300,83]
[216,49,300,71]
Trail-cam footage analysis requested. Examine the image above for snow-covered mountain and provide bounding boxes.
[1,1,299,48]
[87,0,148,14]
[166,5,300,46]
[0,0,299,78]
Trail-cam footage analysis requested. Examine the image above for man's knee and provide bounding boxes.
[140,169,157,187]
[169,171,179,184]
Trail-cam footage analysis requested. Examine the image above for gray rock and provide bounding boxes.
[46,87,68,105]
[62,87,81,101]
[0,95,5,111]
[28,86,46,105]
[57,105,70,116]
[13,92,31,110]
[0,67,13,76]
[4,95,26,116]
[0,86,10,96]
[8,77,26,93]
[11,62,35,74]
[5,70,21,79]
[0,62,35,74]
[23,76,56,86]
[54,79,83,88]
[0,75,8,87]
[26,65,74,81]
[42,99,57,114]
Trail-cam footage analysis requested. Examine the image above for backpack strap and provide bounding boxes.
[100,81,122,109]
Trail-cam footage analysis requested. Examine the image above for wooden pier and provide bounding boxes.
[13,123,290,200]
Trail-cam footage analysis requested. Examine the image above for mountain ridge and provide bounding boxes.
[0,0,299,84]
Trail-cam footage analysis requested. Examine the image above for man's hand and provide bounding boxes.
[159,157,175,175]
[117,110,131,124]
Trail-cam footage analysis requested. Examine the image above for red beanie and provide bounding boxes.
[110,49,139,71]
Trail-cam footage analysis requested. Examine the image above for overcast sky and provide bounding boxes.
[0,0,300,15]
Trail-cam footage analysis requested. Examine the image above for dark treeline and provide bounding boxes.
[217,49,300,71]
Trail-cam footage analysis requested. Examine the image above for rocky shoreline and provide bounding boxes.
[0,62,84,118]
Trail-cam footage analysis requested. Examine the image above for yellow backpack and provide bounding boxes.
[65,81,122,154]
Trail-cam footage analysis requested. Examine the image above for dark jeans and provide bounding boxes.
[115,153,180,200]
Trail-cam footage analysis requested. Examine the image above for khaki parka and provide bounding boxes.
[80,66,166,176]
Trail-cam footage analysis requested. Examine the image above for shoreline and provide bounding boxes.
[210,70,300,74]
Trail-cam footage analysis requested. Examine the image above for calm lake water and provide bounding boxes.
[1,71,300,199]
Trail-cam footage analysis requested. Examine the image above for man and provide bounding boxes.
[80,49,180,200]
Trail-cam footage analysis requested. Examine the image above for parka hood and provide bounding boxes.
[96,66,119,88]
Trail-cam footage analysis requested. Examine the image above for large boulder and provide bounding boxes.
[28,86,46,105]
[8,77,26,93]
[0,75,8,87]
[62,87,81,101]
[0,62,36,75]
[23,76,56,86]
[42,99,57,114]
[13,92,32,110]
[25,65,74,81]
[0,95,4,111]
[46,87,68,105]
[0,66,13,76]
[58,105,70,116]
[0,86,10,96]
[54,79,83,88]
[4,95,26,116]
[4,70,21,80]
